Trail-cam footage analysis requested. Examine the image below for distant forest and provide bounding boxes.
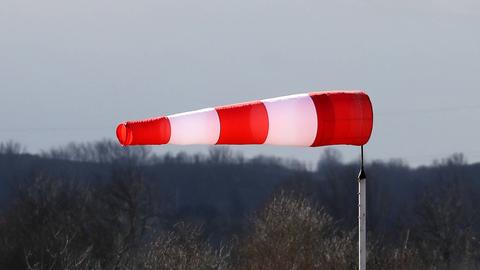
[1,140,480,270]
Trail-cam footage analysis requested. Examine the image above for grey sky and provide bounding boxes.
[1,0,480,166]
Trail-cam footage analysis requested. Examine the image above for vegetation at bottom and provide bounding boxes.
[1,140,480,269]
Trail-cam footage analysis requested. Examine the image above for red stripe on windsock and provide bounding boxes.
[309,91,373,146]
[116,117,171,146]
[216,101,269,145]
[309,93,335,146]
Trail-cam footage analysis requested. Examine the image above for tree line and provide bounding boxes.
[1,140,480,269]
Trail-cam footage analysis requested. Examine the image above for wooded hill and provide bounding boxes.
[1,140,479,269]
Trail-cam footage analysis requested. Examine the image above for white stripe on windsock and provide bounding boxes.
[262,93,318,146]
[168,108,220,145]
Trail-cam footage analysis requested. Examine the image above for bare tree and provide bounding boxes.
[0,175,95,270]
[90,166,158,269]
[0,140,26,155]
[41,139,153,165]
[208,146,233,164]
[407,154,480,270]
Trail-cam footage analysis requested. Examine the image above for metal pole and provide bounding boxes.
[358,145,367,270]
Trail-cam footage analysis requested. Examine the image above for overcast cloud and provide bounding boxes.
[1,0,479,166]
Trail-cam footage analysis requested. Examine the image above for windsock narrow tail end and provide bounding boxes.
[116,117,172,146]
[116,123,131,146]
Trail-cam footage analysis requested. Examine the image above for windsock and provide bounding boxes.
[116,91,373,147]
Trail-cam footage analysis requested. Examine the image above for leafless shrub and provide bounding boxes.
[367,234,427,270]
[235,192,355,270]
[140,222,231,270]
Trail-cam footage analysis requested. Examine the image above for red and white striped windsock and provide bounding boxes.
[116,91,373,147]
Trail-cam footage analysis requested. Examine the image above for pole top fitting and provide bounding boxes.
[358,145,366,180]
[358,167,366,180]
